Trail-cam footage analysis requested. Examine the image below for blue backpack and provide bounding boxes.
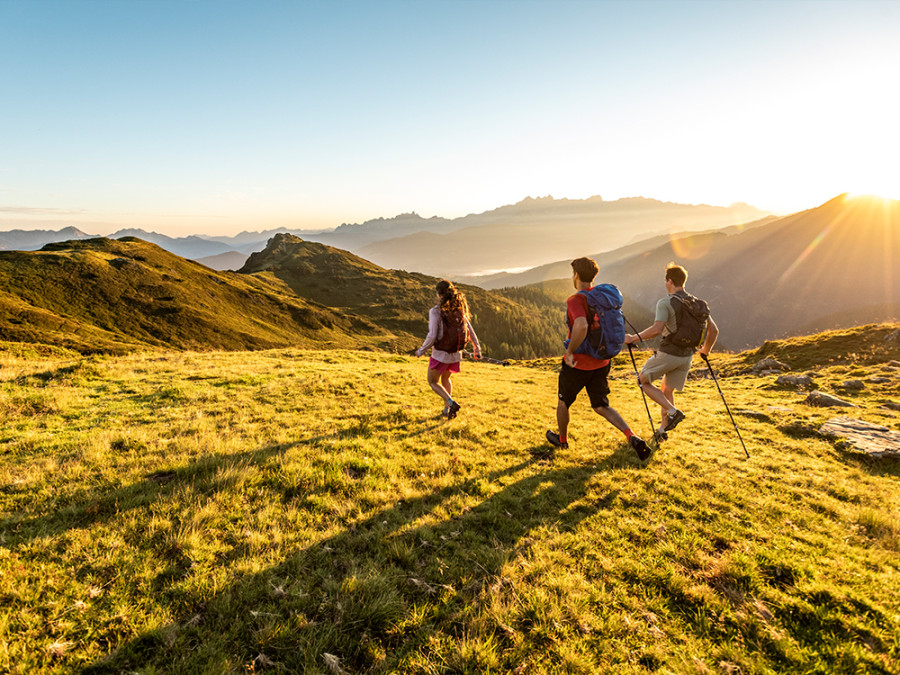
[565,284,626,360]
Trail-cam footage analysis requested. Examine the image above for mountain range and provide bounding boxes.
[1,193,896,354]
[486,194,899,348]
[0,196,770,275]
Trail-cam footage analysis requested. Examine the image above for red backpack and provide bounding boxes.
[434,309,469,353]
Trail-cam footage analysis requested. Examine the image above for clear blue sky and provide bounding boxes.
[2,0,898,236]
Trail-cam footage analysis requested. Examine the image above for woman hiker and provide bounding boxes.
[415,280,481,419]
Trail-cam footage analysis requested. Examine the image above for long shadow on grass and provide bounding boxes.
[0,436,338,545]
[84,444,641,673]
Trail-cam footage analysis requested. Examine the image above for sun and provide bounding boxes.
[844,192,898,208]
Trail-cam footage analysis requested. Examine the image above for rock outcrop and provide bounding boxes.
[818,417,900,458]
[803,391,857,408]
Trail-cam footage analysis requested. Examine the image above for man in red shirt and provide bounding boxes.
[545,257,650,461]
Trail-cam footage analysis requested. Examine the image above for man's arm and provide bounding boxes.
[564,316,588,367]
[624,320,667,345]
[698,316,718,356]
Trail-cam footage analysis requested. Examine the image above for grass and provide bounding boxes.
[1,335,899,673]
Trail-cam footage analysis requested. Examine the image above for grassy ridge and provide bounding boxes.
[0,238,390,354]
[1,331,899,673]
[0,235,568,360]
[240,233,566,359]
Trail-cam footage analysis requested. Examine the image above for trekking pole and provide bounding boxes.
[700,353,750,459]
[626,343,659,445]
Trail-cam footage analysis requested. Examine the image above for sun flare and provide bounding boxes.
[845,192,898,205]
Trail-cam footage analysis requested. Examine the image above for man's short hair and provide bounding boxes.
[665,262,687,287]
[571,257,599,283]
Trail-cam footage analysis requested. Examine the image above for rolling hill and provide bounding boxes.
[0,236,568,360]
[0,238,396,354]
[238,233,565,359]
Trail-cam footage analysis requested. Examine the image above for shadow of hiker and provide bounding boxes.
[83,455,634,673]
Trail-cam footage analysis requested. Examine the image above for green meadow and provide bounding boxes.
[1,326,899,674]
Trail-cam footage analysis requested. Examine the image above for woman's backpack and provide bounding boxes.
[434,309,469,353]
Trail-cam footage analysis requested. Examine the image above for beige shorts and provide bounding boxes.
[641,351,694,391]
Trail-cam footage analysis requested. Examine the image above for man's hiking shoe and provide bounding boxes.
[630,435,652,461]
[545,430,568,450]
[447,401,461,419]
[653,430,669,444]
[664,409,686,432]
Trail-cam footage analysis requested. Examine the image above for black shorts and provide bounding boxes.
[558,362,611,409]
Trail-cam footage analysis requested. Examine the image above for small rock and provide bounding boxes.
[838,379,865,391]
[766,405,793,413]
[776,374,814,389]
[880,401,900,412]
[804,390,857,408]
[753,358,790,373]
[868,377,892,384]
[884,331,900,345]
[818,416,900,458]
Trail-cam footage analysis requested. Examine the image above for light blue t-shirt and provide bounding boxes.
[654,295,678,337]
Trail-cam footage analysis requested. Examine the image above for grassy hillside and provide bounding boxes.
[2,324,898,673]
[0,236,565,359]
[239,233,565,359]
[0,238,395,354]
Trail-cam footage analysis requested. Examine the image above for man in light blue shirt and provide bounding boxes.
[624,263,719,441]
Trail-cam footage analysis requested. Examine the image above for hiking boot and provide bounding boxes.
[441,405,451,418]
[447,401,461,419]
[653,430,668,444]
[664,408,686,432]
[545,430,568,450]
[630,435,652,461]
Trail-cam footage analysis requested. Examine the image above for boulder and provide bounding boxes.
[818,417,900,458]
[753,358,789,373]
[776,374,814,389]
[803,390,857,408]
[838,379,865,391]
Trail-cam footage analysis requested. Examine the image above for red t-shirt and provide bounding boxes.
[566,290,610,371]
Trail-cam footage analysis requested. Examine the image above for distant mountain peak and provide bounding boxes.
[240,232,366,274]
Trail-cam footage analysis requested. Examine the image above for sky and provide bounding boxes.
[1,0,899,237]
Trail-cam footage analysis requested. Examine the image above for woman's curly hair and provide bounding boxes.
[436,280,470,320]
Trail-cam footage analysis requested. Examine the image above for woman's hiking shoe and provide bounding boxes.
[630,435,652,461]
[442,405,451,418]
[447,401,461,419]
[545,430,568,450]
[664,409,686,432]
